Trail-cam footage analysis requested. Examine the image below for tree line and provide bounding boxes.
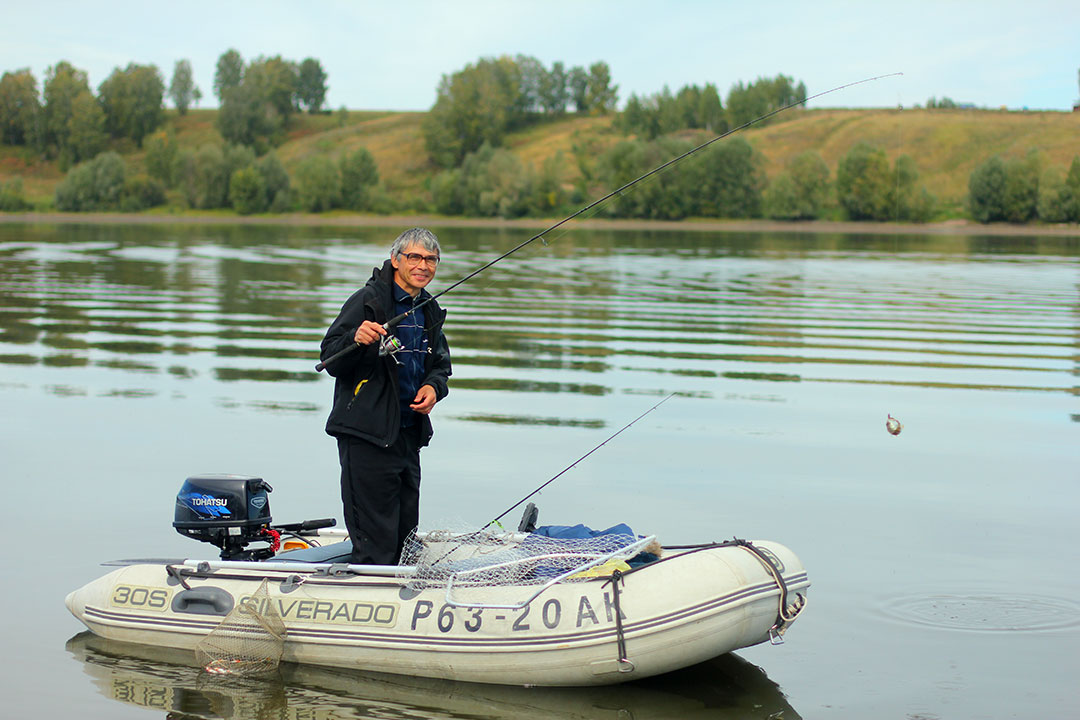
[4,52,1080,225]
[427,135,938,222]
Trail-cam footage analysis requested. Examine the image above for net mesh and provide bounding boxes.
[399,528,654,591]
[195,578,286,676]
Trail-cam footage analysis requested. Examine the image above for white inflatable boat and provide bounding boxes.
[66,475,809,687]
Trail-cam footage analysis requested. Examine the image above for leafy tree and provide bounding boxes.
[229,166,267,214]
[63,90,107,169]
[726,74,806,127]
[765,151,830,220]
[217,82,269,147]
[568,66,589,113]
[296,58,328,113]
[422,56,526,168]
[42,61,106,168]
[837,141,892,220]
[968,155,1008,223]
[55,151,126,211]
[539,61,569,115]
[98,63,165,146]
[214,49,244,100]
[217,55,300,148]
[168,59,201,115]
[295,155,340,212]
[699,83,725,133]
[515,55,547,114]
[698,137,765,218]
[0,69,41,146]
[245,56,299,118]
[586,62,618,114]
[618,82,726,139]
[339,148,379,210]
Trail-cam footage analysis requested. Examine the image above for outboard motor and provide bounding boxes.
[174,474,274,560]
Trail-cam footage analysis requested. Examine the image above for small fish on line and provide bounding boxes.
[886,414,903,436]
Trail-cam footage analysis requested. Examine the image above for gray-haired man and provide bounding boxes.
[320,228,452,565]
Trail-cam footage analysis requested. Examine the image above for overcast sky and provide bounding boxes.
[5,1,1078,112]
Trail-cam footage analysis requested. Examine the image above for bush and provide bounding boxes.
[229,166,267,214]
[1002,152,1039,223]
[698,137,765,218]
[765,151,829,220]
[837,141,891,220]
[1037,167,1070,223]
[255,152,291,212]
[969,153,1039,224]
[0,178,31,211]
[55,151,126,211]
[339,148,379,211]
[144,129,179,186]
[295,155,340,212]
[969,156,1007,223]
[120,174,166,211]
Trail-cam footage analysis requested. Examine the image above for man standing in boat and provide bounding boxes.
[320,228,452,565]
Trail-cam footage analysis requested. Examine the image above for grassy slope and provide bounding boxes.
[2,107,1079,216]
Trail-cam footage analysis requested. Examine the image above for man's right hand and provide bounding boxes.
[353,321,387,345]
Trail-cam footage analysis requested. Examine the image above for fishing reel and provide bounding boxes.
[379,334,404,362]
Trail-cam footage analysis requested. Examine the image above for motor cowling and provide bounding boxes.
[173,474,273,560]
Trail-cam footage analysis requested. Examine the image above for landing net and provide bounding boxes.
[195,578,286,676]
[399,528,657,591]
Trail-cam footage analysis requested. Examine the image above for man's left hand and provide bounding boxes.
[410,385,437,414]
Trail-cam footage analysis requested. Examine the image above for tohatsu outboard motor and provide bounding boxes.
[174,474,274,560]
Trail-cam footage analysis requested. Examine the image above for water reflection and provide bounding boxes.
[1,223,1077,425]
[66,632,801,720]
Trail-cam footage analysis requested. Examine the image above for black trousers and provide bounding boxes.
[337,427,421,565]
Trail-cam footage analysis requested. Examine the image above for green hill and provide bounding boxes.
[3,106,1079,218]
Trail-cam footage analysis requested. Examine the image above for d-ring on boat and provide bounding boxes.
[66,474,810,686]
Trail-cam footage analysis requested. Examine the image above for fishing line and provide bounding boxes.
[316,72,903,373]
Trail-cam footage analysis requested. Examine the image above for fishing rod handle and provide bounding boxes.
[315,342,360,372]
[314,312,408,373]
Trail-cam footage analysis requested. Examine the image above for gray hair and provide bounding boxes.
[390,227,440,259]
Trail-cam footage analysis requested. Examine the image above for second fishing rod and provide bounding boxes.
[315,72,900,373]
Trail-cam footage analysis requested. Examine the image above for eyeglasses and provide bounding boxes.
[401,252,440,267]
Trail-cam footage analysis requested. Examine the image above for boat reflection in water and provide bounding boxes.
[66,631,800,720]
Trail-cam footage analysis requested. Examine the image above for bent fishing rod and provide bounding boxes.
[315,72,901,373]
[425,392,677,565]
[483,392,677,532]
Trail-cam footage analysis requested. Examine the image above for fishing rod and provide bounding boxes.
[483,392,677,531]
[421,392,677,567]
[316,72,901,373]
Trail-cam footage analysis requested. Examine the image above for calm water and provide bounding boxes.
[1,222,1078,719]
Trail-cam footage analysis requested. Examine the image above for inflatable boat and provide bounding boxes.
[66,474,809,687]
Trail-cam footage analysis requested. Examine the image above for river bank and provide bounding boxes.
[4,211,1080,237]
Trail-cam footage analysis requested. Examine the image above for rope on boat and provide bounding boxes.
[733,539,806,643]
[604,568,634,673]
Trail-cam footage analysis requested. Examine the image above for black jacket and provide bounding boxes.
[321,260,451,447]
